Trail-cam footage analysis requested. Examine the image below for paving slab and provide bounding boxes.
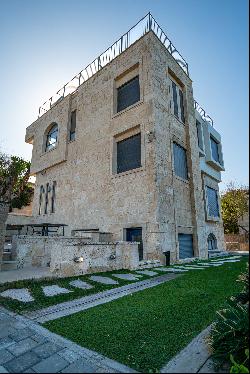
[9,327,35,342]
[31,353,68,373]
[69,280,94,290]
[135,270,159,276]
[42,285,72,297]
[4,351,40,373]
[7,338,39,357]
[112,273,142,281]
[0,289,34,303]
[0,337,16,350]
[89,276,119,285]
[57,348,82,364]
[174,266,204,270]
[0,366,9,373]
[32,341,63,359]
[0,349,14,365]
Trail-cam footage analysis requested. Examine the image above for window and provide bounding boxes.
[38,185,44,215]
[45,124,58,151]
[173,142,188,180]
[196,120,204,151]
[51,181,56,213]
[117,133,141,173]
[207,233,217,250]
[170,79,185,123]
[206,186,220,218]
[210,136,220,163]
[117,76,140,113]
[69,110,76,141]
[44,183,49,214]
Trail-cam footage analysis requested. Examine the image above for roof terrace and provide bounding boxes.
[37,12,214,126]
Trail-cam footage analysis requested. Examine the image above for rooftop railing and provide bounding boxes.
[38,12,189,118]
[194,100,214,127]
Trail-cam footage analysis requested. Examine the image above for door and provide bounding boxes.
[126,227,143,261]
[178,234,194,259]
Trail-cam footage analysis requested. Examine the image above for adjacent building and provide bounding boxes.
[25,14,225,264]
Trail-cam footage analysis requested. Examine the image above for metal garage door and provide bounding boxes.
[178,234,194,259]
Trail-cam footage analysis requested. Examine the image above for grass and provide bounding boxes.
[0,268,152,313]
[44,258,248,372]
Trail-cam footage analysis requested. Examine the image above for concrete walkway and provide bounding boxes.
[0,267,58,284]
[161,326,215,373]
[0,307,137,373]
[24,273,181,323]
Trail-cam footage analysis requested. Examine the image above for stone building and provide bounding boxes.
[25,14,225,264]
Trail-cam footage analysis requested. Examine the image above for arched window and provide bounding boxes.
[45,123,58,151]
[208,233,217,251]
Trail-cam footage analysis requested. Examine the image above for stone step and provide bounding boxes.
[208,250,228,258]
[1,260,19,271]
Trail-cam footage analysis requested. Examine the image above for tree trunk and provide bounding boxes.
[0,203,9,271]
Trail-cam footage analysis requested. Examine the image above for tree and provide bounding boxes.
[221,182,249,234]
[0,152,33,270]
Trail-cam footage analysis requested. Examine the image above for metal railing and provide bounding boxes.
[194,100,214,127]
[38,12,189,118]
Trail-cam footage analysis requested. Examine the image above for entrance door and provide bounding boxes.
[178,234,194,259]
[126,227,143,261]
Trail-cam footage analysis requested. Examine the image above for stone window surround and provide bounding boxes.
[41,123,60,156]
[43,123,59,153]
[111,124,146,177]
[38,180,57,215]
[112,60,144,118]
[168,69,186,125]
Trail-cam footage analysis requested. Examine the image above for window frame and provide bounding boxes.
[173,142,189,181]
[205,186,220,220]
[116,132,142,174]
[45,123,58,152]
[116,75,140,114]
[169,77,185,124]
[210,135,220,164]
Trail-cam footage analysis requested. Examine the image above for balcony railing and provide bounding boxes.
[38,12,189,118]
[194,100,214,127]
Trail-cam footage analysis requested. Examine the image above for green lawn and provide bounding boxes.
[45,258,248,373]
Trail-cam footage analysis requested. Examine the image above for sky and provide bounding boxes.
[0,0,249,190]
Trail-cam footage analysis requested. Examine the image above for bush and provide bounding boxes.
[209,264,249,369]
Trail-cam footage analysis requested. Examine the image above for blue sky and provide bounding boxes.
[0,0,249,189]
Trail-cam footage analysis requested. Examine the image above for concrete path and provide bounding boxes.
[24,273,181,323]
[160,326,214,373]
[0,267,58,284]
[0,307,137,373]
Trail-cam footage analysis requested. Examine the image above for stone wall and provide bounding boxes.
[12,235,139,276]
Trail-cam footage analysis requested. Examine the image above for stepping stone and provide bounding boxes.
[0,288,34,303]
[154,267,189,272]
[42,285,72,297]
[89,276,119,285]
[135,270,159,276]
[69,280,94,290]
[174,266,204,270]
[112,273,142,281]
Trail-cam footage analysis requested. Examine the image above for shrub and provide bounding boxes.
[209,264,249,369]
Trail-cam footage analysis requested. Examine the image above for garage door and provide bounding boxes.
[178,234,194,259]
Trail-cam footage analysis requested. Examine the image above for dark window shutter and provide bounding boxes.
[117,76,140,112]
[179,89,185,123]
[173,142,188,180]
[206,187,219,217]
[172,81,179,118]
[196,120,203,150]
[117,133,141,173]
[210,137,220,163]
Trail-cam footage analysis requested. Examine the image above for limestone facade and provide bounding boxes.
[25,31,225,264]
